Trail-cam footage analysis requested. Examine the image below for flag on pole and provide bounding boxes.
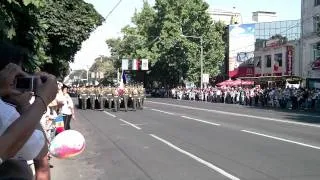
[122,71,126,84]
[141,59,149,70]
[132,59,138,70]
[122,59,129,70]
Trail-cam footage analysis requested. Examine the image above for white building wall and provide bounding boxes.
[254,43,300,77]
[208,8,242,25]
[301,0,320,82]
[252,11,277,23]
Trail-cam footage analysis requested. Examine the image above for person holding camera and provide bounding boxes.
[0,42,58,180]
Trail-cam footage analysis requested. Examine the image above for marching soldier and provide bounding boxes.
[77,87,82,109]
[122,85,129,112]
[105,86,113,110]
[112,87,120,112]
[89,86,96,110]
[96,86,104,110]
[138,85,145,110]
[79,86,89,110]
[132,85,139,111]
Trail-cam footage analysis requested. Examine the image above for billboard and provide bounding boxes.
[228,24,255,78]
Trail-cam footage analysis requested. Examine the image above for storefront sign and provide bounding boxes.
[286,46,293,75]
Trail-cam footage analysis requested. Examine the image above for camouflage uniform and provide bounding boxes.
[80,87,89,110]
[112,88,120,112]
[96,87,104,110]
[89,87,96,110]
[132,86,139,111]
[138,86,145,110]
[122,87,129,112]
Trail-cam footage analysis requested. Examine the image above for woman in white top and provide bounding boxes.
[60,86,75,130]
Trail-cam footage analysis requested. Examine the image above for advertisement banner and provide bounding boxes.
[228,24,255,78]
[286,46,293,75]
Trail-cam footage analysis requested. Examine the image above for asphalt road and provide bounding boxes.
[51,98,320,180]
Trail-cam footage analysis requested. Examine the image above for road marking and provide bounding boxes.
[119,119,141,130]
[242,130,320,150]
[181,116,220,126]
[120,123,146,126]
[147,101,320,128]
[150,134,240,180]
[151,108,175,115]
[103,111,116,118]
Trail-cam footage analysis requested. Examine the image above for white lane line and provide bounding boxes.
[181,116,221,126]
[147,101,320,128]
[151,108,175,115]
[242,130,320,150]
[120,123,146,126]
[103,111,116,118]
[119,119,141,130]
[150,134,240,180]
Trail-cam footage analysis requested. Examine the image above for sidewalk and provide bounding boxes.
[50,109,105,180]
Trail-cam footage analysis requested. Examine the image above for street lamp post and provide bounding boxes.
[181,35,204,89]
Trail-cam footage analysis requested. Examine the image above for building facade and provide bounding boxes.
[228,20,301,82]
[252,11,278,23]
[208,8,242,25]
[301,0,320,88]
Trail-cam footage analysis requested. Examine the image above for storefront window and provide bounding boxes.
[312,43,320,70]
[265,55,272,68]
[274,53,282,67]
[313,44,320,61]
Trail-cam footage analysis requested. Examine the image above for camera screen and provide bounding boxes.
[16,77,32,90]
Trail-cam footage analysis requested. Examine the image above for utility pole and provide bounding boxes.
[200,36,204,89]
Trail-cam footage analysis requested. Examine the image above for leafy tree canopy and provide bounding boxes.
[106,0,226,87]
[0,0,104,78]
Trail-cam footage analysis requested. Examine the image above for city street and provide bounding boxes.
[52,98,320,180]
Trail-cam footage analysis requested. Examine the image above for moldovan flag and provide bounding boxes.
[122,59,129,70]
[141,59,149,70]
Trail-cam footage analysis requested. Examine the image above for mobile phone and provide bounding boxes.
[15,76,37,92]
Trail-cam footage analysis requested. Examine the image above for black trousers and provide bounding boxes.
[63,114,72,130]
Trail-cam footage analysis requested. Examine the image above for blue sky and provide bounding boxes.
[71,0,301,70]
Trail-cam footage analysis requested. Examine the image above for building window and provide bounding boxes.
[274,53,282,67]
[265,55,272,68]
[255,56,262,68]
[312,43,320,70]
[315,0,320,6]
[313,15,320,32]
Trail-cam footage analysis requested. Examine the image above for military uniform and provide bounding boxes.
[132,87,139,111]
[138,86,145,110]
[118,87,127,112]
[89,87,96,110]
[112,88,120,112]
[96,87,104,110]
[79,87,89,110]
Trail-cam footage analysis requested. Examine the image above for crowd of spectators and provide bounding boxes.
[171,86,320,111]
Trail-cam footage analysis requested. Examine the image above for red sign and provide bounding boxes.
[286,46,293,75]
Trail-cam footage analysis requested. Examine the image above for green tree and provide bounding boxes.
[0,0,104,78]
[106,0,226,87]
[89,56,117,85]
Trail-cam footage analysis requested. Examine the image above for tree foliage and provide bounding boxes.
[106,0,226,87]
[89,56,117,85]
[0,0,104,78]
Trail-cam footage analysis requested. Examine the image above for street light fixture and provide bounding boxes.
[181,34,204,89]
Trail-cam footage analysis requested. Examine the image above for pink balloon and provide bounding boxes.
[49,130,85,159]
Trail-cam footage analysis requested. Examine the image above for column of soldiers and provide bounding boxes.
[77,85,145,112]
